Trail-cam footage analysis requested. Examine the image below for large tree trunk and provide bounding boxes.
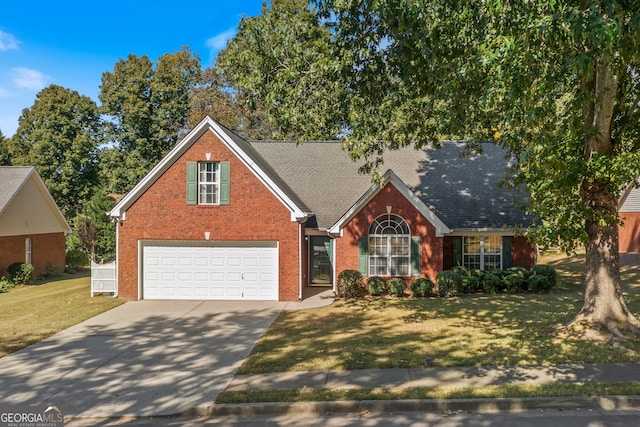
[572,182,639,335]
[569,61,640,336]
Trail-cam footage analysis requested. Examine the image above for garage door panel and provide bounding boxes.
[143,244,278,300]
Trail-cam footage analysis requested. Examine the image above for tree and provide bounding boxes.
[230,0,640,338]
[215,0,345,140]
[189,67,281,140]
[0,128,10,165]
[9,85,101,219]
[314,0,640,338]
[74,188,116,263]
[100,47,201,192]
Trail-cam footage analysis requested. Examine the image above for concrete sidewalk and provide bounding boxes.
[209,363,640,418]
[225,363,640,392]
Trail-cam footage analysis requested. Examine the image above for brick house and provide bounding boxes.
[0,167,71,277]
[619,181,640,253]
[109,117,535,301]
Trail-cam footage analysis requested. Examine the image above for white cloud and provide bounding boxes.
[0,30,19,51]
[205,27,236,58]
[11,67,48,91]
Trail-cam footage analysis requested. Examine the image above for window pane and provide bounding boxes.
[484,236,501,254]
[390,256,410,276]
[463,254,481,270]
[484,254,501,270]
[198,162,219,204]
[390,236,409,255]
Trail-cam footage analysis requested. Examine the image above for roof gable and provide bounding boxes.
[328,170,450,236]
[0,167,71,236]
[109,117,310,221]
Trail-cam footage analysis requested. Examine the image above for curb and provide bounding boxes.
[205,396,640,417]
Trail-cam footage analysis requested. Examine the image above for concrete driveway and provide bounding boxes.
[0,300,283,418]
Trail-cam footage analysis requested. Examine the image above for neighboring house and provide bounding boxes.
[619,181,640,253]
[0,167,72,278]
[109,117,535,301]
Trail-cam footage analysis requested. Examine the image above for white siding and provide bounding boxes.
[620,187,640,213]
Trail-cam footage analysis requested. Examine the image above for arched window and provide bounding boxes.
[368,214,411,276]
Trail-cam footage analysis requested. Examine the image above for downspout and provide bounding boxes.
[298,222,303,301]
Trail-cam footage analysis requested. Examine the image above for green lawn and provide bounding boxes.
[0,273,124,357]
[238,252,640,375]
[218,252,640,404]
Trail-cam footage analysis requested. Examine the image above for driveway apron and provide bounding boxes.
[0,300,283,417]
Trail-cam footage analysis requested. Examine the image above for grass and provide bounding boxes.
[237,252,640,375]
[0,272,123,357]
[216,252,640,404]
[216,382,640,404]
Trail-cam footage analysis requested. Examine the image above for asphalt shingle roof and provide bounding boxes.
[250,141,530,231]
[0,166,34,214]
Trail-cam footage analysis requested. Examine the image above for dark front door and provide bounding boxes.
[310,236,333,285]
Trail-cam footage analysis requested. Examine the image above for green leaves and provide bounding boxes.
[9,85,101,219]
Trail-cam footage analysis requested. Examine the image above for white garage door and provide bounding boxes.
[142,243,278,300]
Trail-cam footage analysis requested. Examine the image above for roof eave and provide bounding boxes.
[109,116,308,221]
[328,170,451,237]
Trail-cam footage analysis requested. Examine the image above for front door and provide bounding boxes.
[310,236,333,285]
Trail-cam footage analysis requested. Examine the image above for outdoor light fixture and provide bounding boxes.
[204,231,211,240]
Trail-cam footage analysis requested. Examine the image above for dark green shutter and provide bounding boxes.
[453,236,463,266]
[358,237,368,275]
[411,237,420,276]
[219,162,230,205]
[186,162,197,205]
[502,236,513,269]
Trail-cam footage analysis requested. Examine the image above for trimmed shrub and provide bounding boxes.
[0,276,15,292]
[411,277,434,297]
[436,270,461,298]
[7,262,24,280]
[337,270,363,299]
[527,274,554,293]
[502,272,525,293]
[460,274,480,293]
[12,263,34,285]
[452,265,469,277]
[366,276,386,296]
[483,272,502,294]
[386,278,407,297]
[66,248,89,270]
[531,265,557,288]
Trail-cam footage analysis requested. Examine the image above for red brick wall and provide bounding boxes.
[335,184,443,283]
[0,232,66,277]
[512,236,535,269]
[619,213,640,253]
[117,130,301,301]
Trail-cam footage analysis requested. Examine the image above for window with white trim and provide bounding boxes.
[25,237,32,265]
[198,162,219,204]
[368,214,410,276]
[463,236,501,270]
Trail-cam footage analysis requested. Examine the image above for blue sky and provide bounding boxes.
[0,1,264,136]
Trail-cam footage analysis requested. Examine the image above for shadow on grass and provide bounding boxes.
[240,254,640,377]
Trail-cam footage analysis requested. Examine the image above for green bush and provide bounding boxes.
[12,263,34,285]
[527,274,554,293]
[66,248,89,270]
[436,270,461,298]
[7,262,24,279]
[460,274,480,293]
[502,272,525,293]
[386,278,407,297]
[531,265,557,288]
[337,270,363,299]
[483,272,503,294]
[452,265,469,277]
[366,276,386,296]
[411,277,434,297]
[0,276,15,292]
